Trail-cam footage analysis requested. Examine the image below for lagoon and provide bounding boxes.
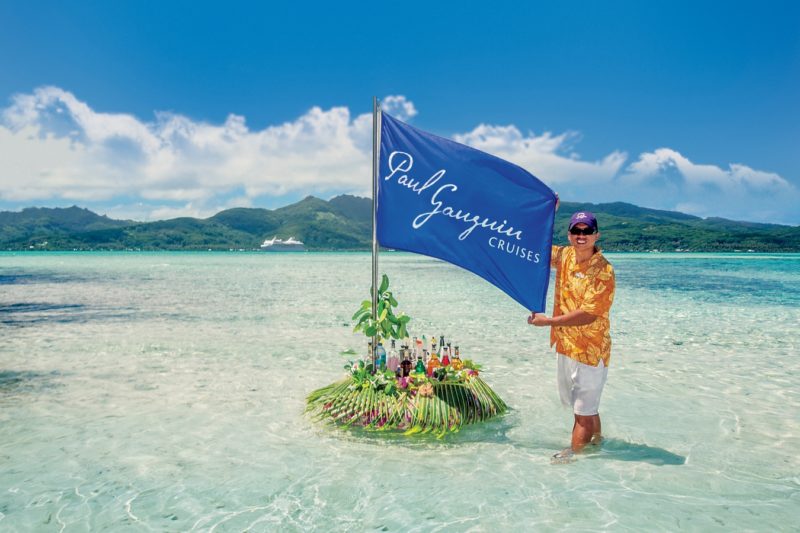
[1,252,799,531]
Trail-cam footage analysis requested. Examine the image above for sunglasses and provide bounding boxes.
[569,226,597,236]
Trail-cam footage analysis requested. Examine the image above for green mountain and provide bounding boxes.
[1,196,798,252]
[0,195,372,251]
[554,201,800,252]
[0,206,134,249]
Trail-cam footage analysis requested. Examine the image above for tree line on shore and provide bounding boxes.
[2,195,798,252]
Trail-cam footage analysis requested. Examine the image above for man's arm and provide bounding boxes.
[551,193,561,267]
[528,309,596,327]
[533,192,568,325]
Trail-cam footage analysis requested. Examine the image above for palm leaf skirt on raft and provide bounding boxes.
[306,377,508,436]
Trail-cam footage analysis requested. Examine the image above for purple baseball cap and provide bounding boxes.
[568,211,598,232]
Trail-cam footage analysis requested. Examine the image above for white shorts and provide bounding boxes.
[557,354,608,416]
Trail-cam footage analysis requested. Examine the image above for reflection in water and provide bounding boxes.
[0,272,79,285]
[313,412,517,449]
[0,302,84,313]
[0,301,141,326]
[0,370,62,396]
[0,302,87,326]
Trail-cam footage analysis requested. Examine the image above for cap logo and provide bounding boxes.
[575,212,587,219]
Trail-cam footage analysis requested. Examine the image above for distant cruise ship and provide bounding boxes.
[259,236,306,252]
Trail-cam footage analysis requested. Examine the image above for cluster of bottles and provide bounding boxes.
[370,335,464,379]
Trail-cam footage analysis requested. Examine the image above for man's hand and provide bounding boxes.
[528,312,552,327]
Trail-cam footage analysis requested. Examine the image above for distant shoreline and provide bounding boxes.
[3,197,799,253]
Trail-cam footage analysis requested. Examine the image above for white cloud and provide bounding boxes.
[96,195,256,222]
[380,95,417,121]
[454,124,627,184]
[146,203,212,221]
[0,86,382,207]
[622,148,797,222]
[625,148,790,191]
[0,86,795,224]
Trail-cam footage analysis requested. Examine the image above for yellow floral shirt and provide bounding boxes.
[550,245,615,367]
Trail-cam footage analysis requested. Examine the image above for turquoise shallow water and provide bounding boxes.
[1,252,799,531]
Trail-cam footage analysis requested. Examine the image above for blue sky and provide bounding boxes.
[0,1,798,223]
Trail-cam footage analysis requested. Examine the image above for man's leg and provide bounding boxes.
[555,355,607,460]
[572,414,601,452]
[570,358,607,452]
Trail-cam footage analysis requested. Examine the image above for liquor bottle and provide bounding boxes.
[426,351,441,377]
[401,352,413,377]
[387,339,399,372]
[442,342,451,366]
[395,346,403,377]
[438,335,445,357]
[451,345,463,370]
[376,342,387,370]
[415,353,426,374]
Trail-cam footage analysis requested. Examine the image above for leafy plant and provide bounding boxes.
[351,274,411,343]
[462,359,482,371]
[343,359,398,395]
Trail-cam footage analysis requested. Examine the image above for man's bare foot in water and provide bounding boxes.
[551,448,576,464]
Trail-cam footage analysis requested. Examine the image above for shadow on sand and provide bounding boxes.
[584,438,686,466]
[309,411,518,449]
[308,413,686,464]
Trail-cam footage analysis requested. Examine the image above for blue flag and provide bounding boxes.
[377,112,557,312]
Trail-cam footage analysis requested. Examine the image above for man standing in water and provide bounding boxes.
[529,208,615,461]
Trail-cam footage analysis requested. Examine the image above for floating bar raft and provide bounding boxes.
[306,376,508,437]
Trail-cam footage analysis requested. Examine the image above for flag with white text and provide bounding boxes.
[377,112,557,312]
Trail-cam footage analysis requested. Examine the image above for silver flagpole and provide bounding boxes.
[371,96,381,371]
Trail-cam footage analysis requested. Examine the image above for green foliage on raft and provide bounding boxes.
[305,376,508,438]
